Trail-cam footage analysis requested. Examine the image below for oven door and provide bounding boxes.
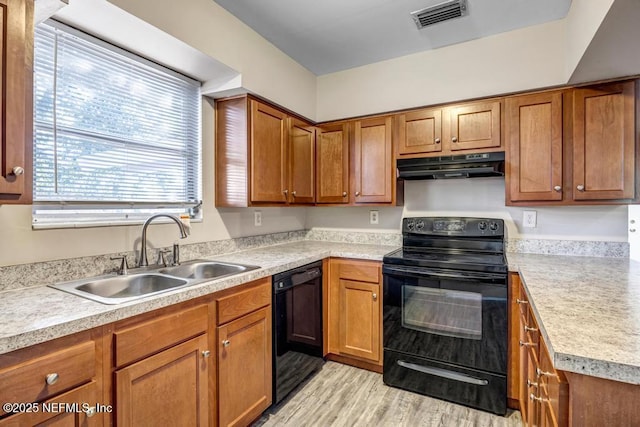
[383,264,507,374]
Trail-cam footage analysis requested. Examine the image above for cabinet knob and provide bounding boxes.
[355,191,360,197]
[553,185,562,192]
[516,298,528,305]
[291,191,297,197]
[45,373,59,385]
[536,367,554,378]
[283,189,288,195]
[527,379,539,389]
[11,166,24,176]
[85,407,96,418]
[435,138,441,144]
[524,325,538,332]
[342,192,347,197]
[372,293,377,301]
[202,350,211,358]
[519,340,537,347]
[631,229,637,233]
[577,184,585,192]
[530,393,546,403]
[222,339,230,347]
[452,136,458,143]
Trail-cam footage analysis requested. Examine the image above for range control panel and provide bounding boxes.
[403,217,505,237]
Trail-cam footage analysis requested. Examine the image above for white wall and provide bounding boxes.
[107,0,317,119]
[306,179,628,242]
[316,20,567,121]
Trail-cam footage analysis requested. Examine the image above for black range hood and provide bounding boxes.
[397,152,505,180]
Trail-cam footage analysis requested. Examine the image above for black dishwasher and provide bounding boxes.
[272,261,324,404]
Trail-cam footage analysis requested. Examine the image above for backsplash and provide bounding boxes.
[0,228,629,292]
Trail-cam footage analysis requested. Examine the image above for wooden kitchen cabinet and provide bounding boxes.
[327,259,382,370]
[316,122,350,204]
[573,81,636,201]
[447,100,502,152]
[397,108,443,155]
[113,304,210,427]
[506,91,564,203]
[0,0,33,203]
[215,95,315,206]
[250,100,288,203]
[0,328,105,425]
[506,80,638,205]
[215,278,272,427]
[288,117,316,204]
[353,116,393,203]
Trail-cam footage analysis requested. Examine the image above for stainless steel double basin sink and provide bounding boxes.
[49,260,260,305]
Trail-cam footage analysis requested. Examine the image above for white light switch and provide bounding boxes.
[254,211,262,227]
[523,210,537,228]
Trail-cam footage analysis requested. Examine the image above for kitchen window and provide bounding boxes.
[32,20,201,228]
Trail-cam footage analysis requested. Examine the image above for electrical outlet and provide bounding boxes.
[254,210,262,227]
[523,210,537,228]
[370,210,379,225]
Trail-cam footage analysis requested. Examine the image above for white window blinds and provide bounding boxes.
[33,21,201,212]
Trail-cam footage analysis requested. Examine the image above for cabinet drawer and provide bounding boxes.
[217,278,271,325]
[114,305,208,368]
[0,341,96,416]
[338,261,380,283]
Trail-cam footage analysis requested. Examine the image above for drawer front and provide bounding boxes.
[217,278,271,325]
[115,305,208,368]
[0,341,96,415]
[338,261,380,283]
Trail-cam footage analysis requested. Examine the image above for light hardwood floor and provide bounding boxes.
[255,362,523,427]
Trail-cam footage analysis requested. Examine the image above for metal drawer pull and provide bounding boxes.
[530,393,548,402]
[536,367,555,378]
[222,340,230,347]
[577,184,585,191]
[372,293,377,301]
[397,360,488,386]
[435,138,441,143]
[527,379,539,388]
[11,166,24,176]
[45,373,59,385]
[342,192,347,197]
[519,340,537,347]
[516,298,528,305]
[202,350,211,358]
[553,185,561,192]
[452,136,458,143]
[291,191,297,197]
[524,326,538,332]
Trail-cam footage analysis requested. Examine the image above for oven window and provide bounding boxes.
[401,285,482,340]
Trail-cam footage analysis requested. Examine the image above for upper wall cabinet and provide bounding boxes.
[316,123,349,204]
[0,0,33,204]
[506,80,637,205]
[396,99,503,159]
[215,96,315,207]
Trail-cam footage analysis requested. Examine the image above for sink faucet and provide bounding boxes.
[138,214,188,267]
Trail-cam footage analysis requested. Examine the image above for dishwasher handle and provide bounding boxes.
[274,266,322,293]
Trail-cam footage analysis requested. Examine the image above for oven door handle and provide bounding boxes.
[382,265,505,281]
[397,360,489,386]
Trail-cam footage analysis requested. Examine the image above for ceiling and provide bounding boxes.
[214,0,572,76]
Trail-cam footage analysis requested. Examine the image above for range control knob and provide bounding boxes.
[478,221,487,231]
[416,220,425,231]
[489,222,499,231]
[406,220,415,230]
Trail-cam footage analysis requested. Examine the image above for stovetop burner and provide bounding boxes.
[384,217,507,274]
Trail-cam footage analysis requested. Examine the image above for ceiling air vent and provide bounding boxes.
[411,0,467,29]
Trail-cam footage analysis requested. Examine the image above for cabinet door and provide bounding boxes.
[448,101,501,151]
[573,81,635,201]
[397,108,442,155]
[0,381,100,427]
[353,116,393,203]
[0,0,32,201]
[250,100,288,203]
[316,123,349,204]
[218,307,272,427]
[506,92,563,202]
[115,335,209,427]
[338,279,380,362]
[288,118,315,204]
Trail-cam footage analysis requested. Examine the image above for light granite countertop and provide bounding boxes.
[507,252,640,385]
[0,241,397,356]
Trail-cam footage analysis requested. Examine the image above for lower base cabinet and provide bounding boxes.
[115,335,210,427]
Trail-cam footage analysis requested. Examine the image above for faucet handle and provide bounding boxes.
[110,255,129,275]
[156,249,171,267]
